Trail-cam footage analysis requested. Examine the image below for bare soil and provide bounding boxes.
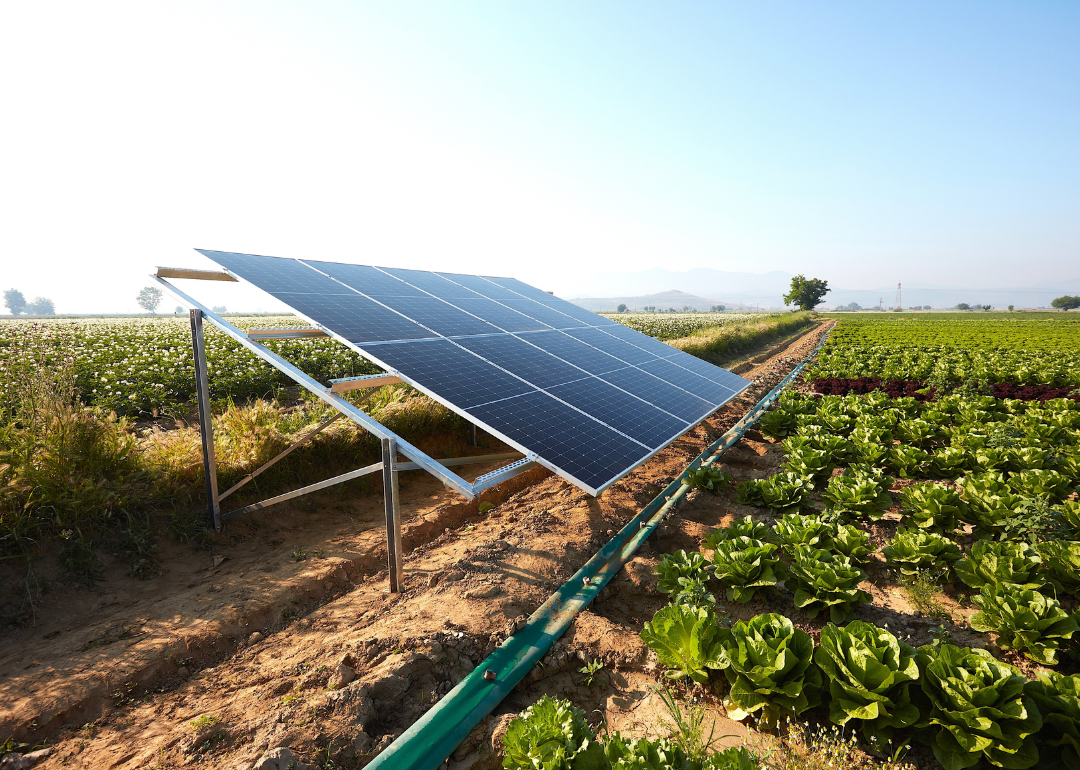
[1,321,880,770]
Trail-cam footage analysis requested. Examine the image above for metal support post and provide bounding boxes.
[382,437,403,592]
[189,309,221,531]
[469,423,477,446]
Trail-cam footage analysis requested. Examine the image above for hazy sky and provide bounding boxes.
[2,1,1078,312]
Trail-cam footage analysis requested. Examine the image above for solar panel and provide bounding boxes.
[197,249,751,493]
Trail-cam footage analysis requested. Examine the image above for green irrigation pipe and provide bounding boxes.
[367,324,832,770]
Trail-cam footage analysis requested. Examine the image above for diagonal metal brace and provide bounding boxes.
[153,275,477,500]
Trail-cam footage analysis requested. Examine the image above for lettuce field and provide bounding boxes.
[514,312,1080,770]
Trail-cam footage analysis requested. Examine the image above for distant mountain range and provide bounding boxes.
[564,268,1080,311]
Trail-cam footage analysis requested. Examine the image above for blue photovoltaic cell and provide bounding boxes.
[599,366,716,423]
[498,299,590,329]
[562,327,660,366]
[454,335,588,390]
[636,358,737,405]
[200,250,343,296]
[546,377,689,448]
[664,350,752,389]
[447,297,552,333]
[465,390,646,491]
[195,250,751,494]
[520,331,630,375]
[272,293,433,343]
[374,296,502,337]
[302,260,429,298]
[437,273,523,301]
[594,323,682,359]
[380,266,479,299]
[367,339,535,408]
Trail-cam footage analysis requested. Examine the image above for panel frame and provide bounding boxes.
[179,253,752,495]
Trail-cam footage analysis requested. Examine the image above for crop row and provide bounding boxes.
[820,313,1080,351]
[0,317,380,417]
[604,312,763,340]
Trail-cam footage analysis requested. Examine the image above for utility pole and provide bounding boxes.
[895,282,902,311]
[878,297,883,311]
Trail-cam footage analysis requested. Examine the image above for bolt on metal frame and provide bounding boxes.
[156,270,538,591]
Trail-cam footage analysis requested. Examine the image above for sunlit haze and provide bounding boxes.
[2,2,1078,313]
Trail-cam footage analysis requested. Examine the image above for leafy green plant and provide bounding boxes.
[1024,670,1080,770]
[786,546,872,624]
[813,621,921,753]
[702,517,774,549]
[671,576,718,611]
[640,604,727,683]
[502,695,604,770]
[894,418,940,448]
[829,523,872,563]
[758,472,814,513]
[997,496,1073,545]
[709,536,788,603]
[886,444,931,478]
[970,584,1079,665]
[1009,469,1072,502]
[578,659,606,689]
[929,447,970,479]
[781,446,835,481]
[655,550,709,597]
[758,408,797,439]
[954,539,1043,591]
[915,644,1042,770]
[821,469,892,521]
[685,465,733,494]
[1039,540,1080,598]
[881,528,961,580]
[898,483,965,532]
[716,613,822,726]
[770,513,833,555]
[734,479,766,507]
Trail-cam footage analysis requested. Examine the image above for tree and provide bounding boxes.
[175,305,184,315]
[3,288,26,315]
[212,305,227,314]
[923,305,931,310]
[26,296,55,315]
[137,286,163,314]
[956,303,971,311]
[1051,295,1080,311]
[616,303,628,313]
[783,275,830,311]
[1007,305,1014,312]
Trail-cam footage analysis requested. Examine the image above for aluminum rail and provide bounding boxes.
[366,322,833,770]
[152,275,478,500]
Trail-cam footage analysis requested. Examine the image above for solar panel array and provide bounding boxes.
[198,250,751,494]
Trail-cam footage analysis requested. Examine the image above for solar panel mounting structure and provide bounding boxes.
[153,252,750,591]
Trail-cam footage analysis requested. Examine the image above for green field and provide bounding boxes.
[813,312,1080,387]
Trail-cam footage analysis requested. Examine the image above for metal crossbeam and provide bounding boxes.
[158,267,238,282]
[217,412,346,503]
[329,374,403,392]
[221,461,385,521]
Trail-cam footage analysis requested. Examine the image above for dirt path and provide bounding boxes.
[7,321,833,769]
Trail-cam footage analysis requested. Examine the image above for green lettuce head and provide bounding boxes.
[1024,671,1080,770]
[813,621,920,753]
[915,644,1042,770]
[716,612,822,726]
[502,695,605,770]
[640,604,727,684]
[970,584,1079,666]
[709,536,788,603]
[786,546,872,624]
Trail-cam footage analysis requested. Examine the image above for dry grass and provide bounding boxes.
[670,312,815,362]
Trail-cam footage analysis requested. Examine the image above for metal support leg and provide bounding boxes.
[469,423,477,447]
[190,310,221,531]
[382,437,403,592]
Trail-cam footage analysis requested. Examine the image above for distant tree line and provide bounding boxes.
[3,288,55,315]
